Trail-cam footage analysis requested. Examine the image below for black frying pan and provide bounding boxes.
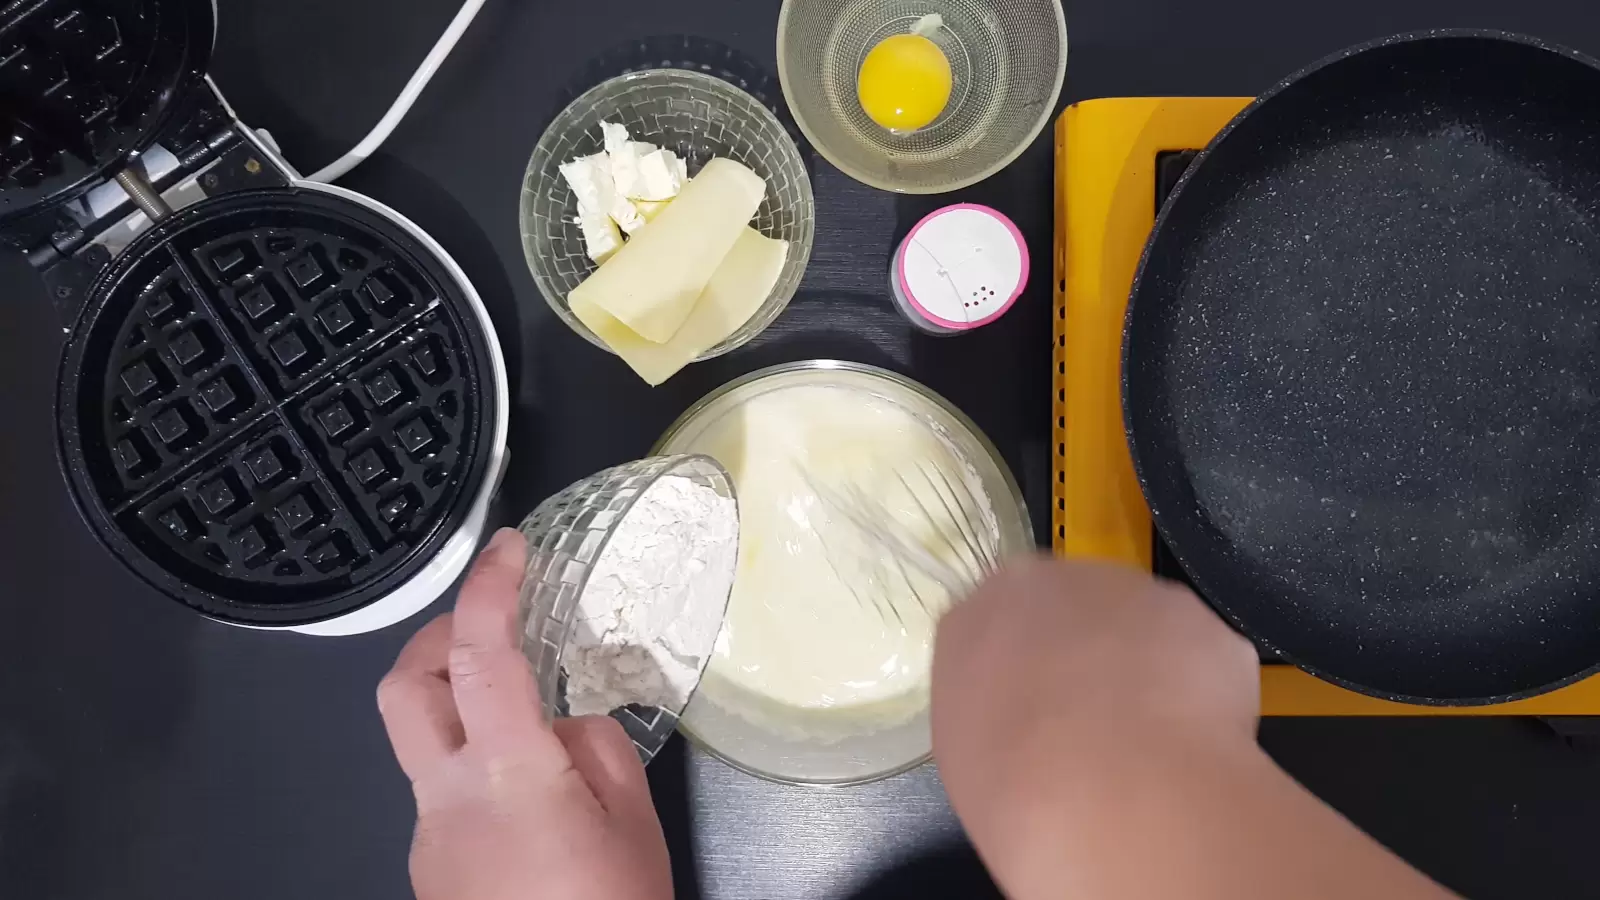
[1125,31,1600,704]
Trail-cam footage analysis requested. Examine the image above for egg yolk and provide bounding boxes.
[857,33,953,133]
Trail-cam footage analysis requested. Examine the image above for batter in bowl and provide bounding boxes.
[673,378,996,741]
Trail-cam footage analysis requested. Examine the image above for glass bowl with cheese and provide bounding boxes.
[653,361,1033,784]
[521,69,814,383]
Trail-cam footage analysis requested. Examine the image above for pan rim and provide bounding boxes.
[1120,28,1600,707]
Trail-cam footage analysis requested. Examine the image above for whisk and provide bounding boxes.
[799,457,1000,625]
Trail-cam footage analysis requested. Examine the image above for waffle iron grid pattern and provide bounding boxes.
[81,211,480,618]
[0,0,205,217]
[1,2,138,186]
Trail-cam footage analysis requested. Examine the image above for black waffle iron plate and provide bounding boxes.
[3,0,507,632]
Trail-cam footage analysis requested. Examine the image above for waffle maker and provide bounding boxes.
[2,0,508,635]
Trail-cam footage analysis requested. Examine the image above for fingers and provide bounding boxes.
[448,528,569,772]
[937,554,1056,661]
[554,716,654,818]
[378,614,465,781]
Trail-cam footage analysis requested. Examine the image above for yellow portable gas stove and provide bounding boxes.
[1051,98,1600,716]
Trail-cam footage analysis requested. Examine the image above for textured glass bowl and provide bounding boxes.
[520,68,815,359]
[654,361,1032,784]
[517,454,738,763]
[777,0,1067,193]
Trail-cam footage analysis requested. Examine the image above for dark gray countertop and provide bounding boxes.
[6,1,1600,898]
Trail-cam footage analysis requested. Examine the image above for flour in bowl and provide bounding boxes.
[561,474,738,717]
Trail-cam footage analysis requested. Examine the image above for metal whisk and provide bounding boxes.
[800,457,1000,625]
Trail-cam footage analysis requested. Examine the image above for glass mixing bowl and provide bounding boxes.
[653,360,1032,784]
[518,454,739,763]
[777,0,1067,193]
[520,69,814,359]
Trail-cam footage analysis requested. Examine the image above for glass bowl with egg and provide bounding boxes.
[653,361,1033,784]
[520,69,814,383]
[776,0,1067,194]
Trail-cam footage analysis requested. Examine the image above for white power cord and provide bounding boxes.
[305,0,488,184]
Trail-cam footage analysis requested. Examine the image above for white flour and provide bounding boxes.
[562,474,739,717]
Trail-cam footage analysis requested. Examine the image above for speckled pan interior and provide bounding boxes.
[1126,32,1600,704]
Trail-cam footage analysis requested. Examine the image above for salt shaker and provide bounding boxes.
[890,203,1029,335]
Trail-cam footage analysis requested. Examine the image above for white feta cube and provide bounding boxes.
[631,148,686,201]
[559,153,623,262]
[601,122,648,199]
[577,205,623,262]
[609,193,647,235]
[560,153,611,210]
[600,121,633,157]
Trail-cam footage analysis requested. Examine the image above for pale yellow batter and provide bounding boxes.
[670,380,990,739]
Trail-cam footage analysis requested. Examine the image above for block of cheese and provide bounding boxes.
[609,193,647,235]
[559,154,624,262]
[634,199,671,222]
[631,147,685,201]
[601,123,642,198]
[572,227,789,385]
[568,158,766,344]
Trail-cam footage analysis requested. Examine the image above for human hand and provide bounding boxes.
[933,558,1454,900]
[378,528,672,900]
[932,556,1260,897]
[934,556,1259,764]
